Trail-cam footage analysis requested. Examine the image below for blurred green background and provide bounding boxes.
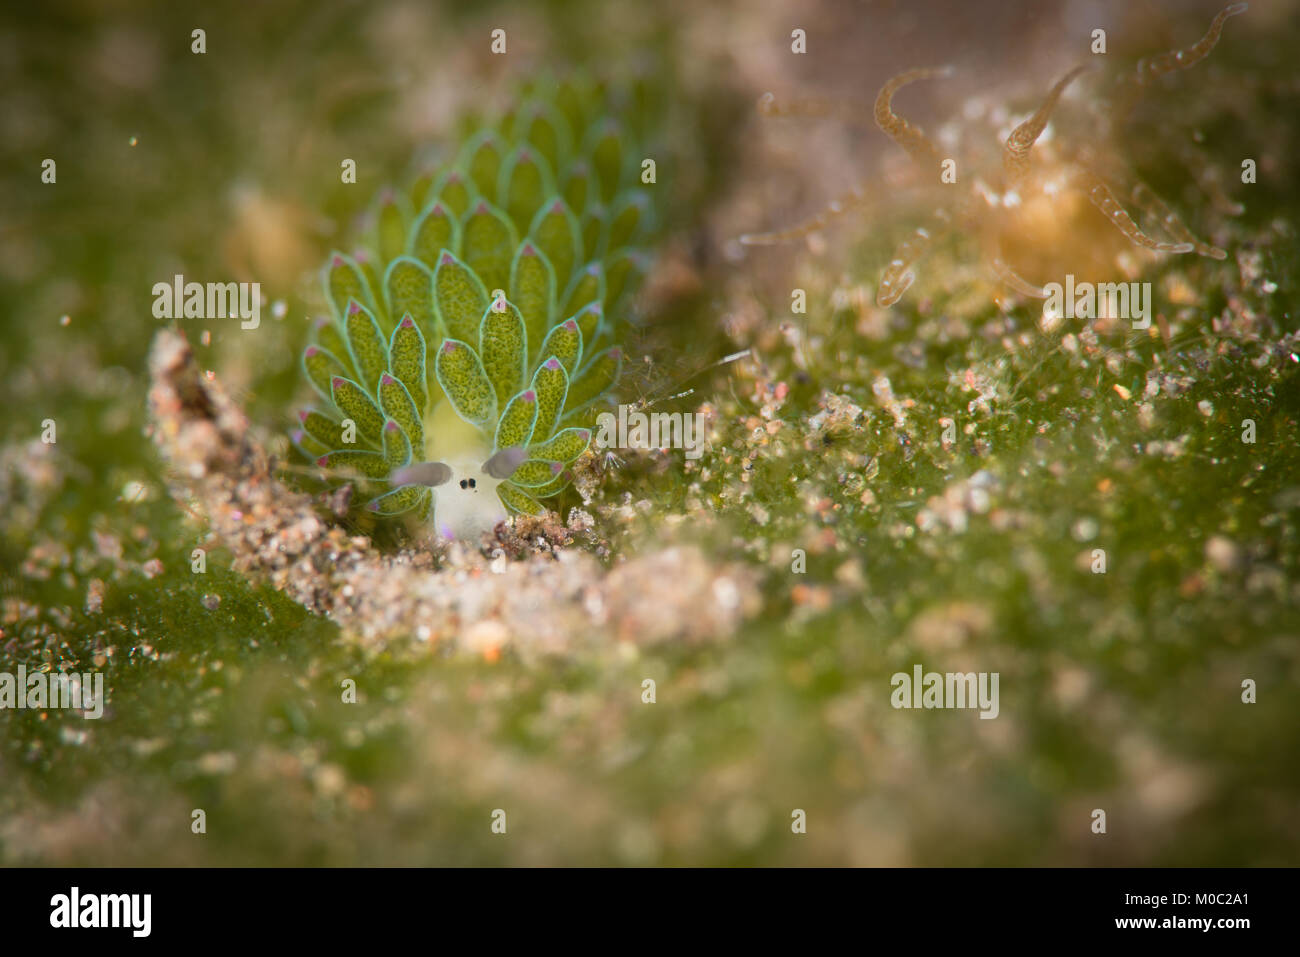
[1,0,1298,865]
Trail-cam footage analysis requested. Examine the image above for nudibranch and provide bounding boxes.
[291,76,653,539]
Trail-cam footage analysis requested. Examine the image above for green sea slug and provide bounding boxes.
[291,76,656,540]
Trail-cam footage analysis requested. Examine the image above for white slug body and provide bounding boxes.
[431,455,509,541]
[420,392,508,541]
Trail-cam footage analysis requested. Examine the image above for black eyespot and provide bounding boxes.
[468,478,477,489]
[459,479,468,489]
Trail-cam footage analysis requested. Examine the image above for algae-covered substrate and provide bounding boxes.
[1,0,1298,866]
